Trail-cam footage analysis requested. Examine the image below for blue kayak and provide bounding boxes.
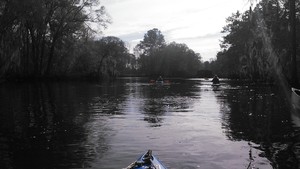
[124,150,167,169]
[155,80,164,85]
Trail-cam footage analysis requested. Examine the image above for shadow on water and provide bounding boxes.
[217,80,300,168]
[0,81,127,169]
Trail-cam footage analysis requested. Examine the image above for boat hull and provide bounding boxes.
[124,150,167,169]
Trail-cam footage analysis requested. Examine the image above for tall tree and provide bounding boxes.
[135,28,166,75]
[136,28,166,56]
[95,36,130,78]
[218,11,253,78]
[45,0,110,75]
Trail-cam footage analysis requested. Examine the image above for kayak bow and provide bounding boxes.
[124,150,167,169]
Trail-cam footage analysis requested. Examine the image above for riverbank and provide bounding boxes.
[1,74,299,89]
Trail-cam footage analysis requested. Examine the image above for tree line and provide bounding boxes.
[0,0,203,81]
[3,0,297,82]
[205,0,299,85]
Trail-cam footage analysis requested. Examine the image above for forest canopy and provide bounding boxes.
[0,0,203,80]
[207,0,299,84]
[134,28,202,77]
[0,0,112,79]
[0,0,299,84]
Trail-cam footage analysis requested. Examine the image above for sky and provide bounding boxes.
[100,0,251,61]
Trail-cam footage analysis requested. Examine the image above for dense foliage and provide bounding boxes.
[0,0,131,80]
[0,1,203,80]
[208,0,299,83]
[70,36,135,79]
[135,28,202,77]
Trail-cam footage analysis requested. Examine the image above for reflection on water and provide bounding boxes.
[0,78,299,169]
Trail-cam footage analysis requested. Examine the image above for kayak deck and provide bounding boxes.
[124,150,167,169]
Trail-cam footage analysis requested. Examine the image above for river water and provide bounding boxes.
[0,77,300,169]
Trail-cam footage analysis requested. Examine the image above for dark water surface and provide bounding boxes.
[1,78,300,169]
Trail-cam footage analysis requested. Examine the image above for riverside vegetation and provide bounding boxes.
[0,0,299,86]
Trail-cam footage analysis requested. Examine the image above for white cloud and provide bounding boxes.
[101,0,250,61]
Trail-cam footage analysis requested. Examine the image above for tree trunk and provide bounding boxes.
[39,34,46,76]
[45,40,56,76]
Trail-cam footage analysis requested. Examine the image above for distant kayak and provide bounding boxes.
[124,150,167,169]
[149,80,171,85]
[156,80,164,84]
[211,75,220,84]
